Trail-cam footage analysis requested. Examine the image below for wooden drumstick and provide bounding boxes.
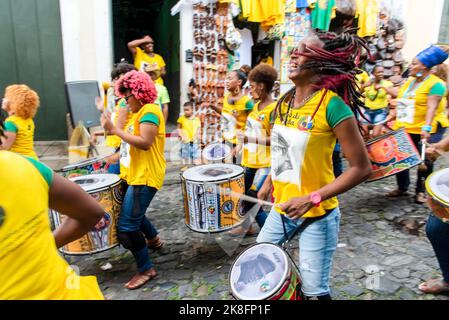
[218,187,276,207]
[418,140,427,172]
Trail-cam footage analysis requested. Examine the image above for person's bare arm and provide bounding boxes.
[0,131,16,150]
[211,104,223,114]
[279,118,372,219]
[421,95,442,141]
[128,36,151,57]
[113,122,158,151]
[160,66,167,78]
[116,106,129,130]
[379,85,398,98]
[50,174,105,248]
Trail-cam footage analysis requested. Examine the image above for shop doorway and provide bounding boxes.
[112,0,180,124]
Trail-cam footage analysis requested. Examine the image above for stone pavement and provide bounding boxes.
[37,141,449,300]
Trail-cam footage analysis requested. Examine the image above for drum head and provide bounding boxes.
[230,243,289,300]
[70,173,120,192]
[426,168,449,204]
[63,154,110,171]
[202,143,231,161]
[182,164,243,182]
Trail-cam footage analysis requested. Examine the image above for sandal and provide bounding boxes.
[386,189,409,198]
[147,236,163,250]
[419,278,449,294]
[415,192,427,204]
[124,268,157,290]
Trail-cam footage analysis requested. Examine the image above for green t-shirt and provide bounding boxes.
[311,0,336,31]
[326,96,355,128]
[155,83,170,110]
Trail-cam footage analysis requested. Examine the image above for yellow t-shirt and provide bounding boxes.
[221,93,254,145]
[122,104,166,189]
[105,98,133,148]
[241,101,276,169]
[394,74,448,134]
[364,80,393,110]
[271,89,354,218]
[356,0,380,37]
[0,151,104,300]
[4,115,38,160]
[177,115,201,143]
[134,47,166,85]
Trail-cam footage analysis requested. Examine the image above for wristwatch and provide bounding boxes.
[310,192,322,207]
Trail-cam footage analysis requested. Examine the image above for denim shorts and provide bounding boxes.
[180,142,200,160]
[257,207,341,297]
[360,108,388,125]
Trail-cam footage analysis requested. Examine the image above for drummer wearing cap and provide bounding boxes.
[418,137,449,294]
[0,114,105,299]
[387,45,449,204]
[256,30,372,300]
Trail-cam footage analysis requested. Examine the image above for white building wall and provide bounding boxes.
[179,6,194,115]
[402,0,445,63]
[59,0,113,84]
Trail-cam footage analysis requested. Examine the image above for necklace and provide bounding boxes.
[293,90,320,109]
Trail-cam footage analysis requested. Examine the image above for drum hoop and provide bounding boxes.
[59,243,119,256]
[70,175,122,193]
[229,242,290,300]
[425,169,449,205]
[62,153,113,171]
[182,165,244,183]
[184,221,245,234]
[365,127,404,146]
[366,160,422,182]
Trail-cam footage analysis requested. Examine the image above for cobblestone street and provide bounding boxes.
[38,142,449,300]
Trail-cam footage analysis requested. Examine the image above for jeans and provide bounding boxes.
[360,108,388,125]
[180,142,200,160]
[242,167,268,228]
[396,125,446,193]
[257,207,341,297]
[118,185,159,273]
[426,215,449,283]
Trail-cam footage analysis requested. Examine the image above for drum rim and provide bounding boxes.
[62,153,113,171]
[229,242,291,300]
[202,143,232,161]
[59,243,119,256]
[69,173,122,193]
[366,159,422,182]
[184,220,245,233]
[426,169,449,205]
[182,164,244,182]
[365,127,405,146]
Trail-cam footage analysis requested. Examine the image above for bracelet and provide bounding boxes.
[421,125,432,133]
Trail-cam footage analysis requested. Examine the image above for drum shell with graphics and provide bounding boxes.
[425,168,449,224]
[229,243,302,300]
[60,154,113,179]
[181,164,245,233]
[50,174,126,255]
[365,128,422,182]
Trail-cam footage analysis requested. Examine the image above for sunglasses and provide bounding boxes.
[124,94,133,103]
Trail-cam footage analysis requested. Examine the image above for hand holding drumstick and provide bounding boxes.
[95,97,115,136]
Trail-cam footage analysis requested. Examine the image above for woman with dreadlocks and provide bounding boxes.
[255,30,372,300]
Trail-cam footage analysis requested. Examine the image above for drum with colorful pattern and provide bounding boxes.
[426,168,449,224]
[366,128,422,182]
[61,154,112,178]
[181,164,245,233]
[230,243,302,300]
[50,174,126,255]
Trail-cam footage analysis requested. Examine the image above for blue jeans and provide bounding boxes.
[118,185,159,273]
[360,108,388,125]
[426,215,449,283]
[396,125,446,193]
[257,207,341,297]
[333,142,343,178]
[242,167,268,228]
[180,142,200,160]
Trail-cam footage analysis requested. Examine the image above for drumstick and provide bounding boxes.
[218,187,276,207]
[423,141,449,163]
[418,140,427,172]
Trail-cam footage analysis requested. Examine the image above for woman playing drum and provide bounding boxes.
[256,30,372,300]
[387,45,449,204]
[101,70,166,290]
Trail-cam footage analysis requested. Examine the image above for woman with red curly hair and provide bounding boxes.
[0,84,40,159]
[101,70,166,290]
